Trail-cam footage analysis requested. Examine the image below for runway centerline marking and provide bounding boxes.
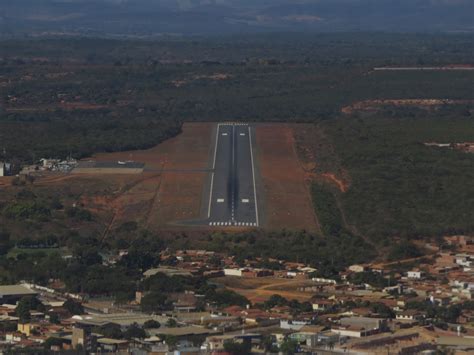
[208,122,258,228]
[231,124,236,222]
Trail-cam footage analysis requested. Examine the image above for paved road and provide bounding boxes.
[207,123,259,227]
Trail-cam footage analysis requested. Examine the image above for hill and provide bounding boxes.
[1,0,473,36]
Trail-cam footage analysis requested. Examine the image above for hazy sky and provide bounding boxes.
[1,0,473,35]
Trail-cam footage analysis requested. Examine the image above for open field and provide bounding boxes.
[255,124,319,232]
[214,276,316,303]
[1,122,323,233]
[84,122,214,231]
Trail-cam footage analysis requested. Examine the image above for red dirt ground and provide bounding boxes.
[255,123,320,232]
[16,122,324,233]
[92,122,213,230]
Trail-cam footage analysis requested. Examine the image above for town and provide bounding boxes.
[0,235,472,353]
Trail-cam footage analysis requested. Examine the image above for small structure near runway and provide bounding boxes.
[72,160,144,174]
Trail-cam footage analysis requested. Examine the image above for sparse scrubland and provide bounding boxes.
[0,34,473,289]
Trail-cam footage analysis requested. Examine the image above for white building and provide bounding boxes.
[455,254,473,267]
[407,270,425,279]
[349,264,366,273]
[223,268,243,277]
[0,162,4,177]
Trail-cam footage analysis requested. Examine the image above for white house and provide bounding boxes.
[407,270,425,279]
[0,162,4,177]
[396,310,426,322]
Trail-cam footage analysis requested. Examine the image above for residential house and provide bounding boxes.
[349,265,367,273]
[407,270,425,279]
[311,299,333,312]
[395,310,426,322]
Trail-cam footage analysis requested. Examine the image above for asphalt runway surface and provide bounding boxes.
[207,123,259,227]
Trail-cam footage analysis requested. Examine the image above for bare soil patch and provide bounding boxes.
[214,276,316,303]
[293,124,350,193]
[341,99,474,114]
[26,123,213,233]
[92,122,213,230]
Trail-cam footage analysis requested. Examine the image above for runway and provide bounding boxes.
[207,123,259,227]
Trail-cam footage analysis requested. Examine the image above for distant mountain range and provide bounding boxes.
[1,0,473,36]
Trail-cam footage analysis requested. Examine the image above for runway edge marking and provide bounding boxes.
[207,124,220,218]
[248,125,259,227]
[231,124,236,222]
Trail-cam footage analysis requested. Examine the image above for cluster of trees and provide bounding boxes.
[15,296,83,323]
[406,300,474,328]
[311,183,343,236]
[348,271,393,289]
[258,294,312,315]
[205,230,375,278]
[2,200,51,221]
[139,272,249,313]
[0,189,90,228]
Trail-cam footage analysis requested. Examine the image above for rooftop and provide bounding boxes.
[72,313,168,327]
[0,285,37,297]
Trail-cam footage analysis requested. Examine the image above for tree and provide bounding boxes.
[370,302,395,318]
[97,324,123,339]
[166,318,178,328]
[16,296,42,322]
[143,320,161,329]
[223,340,251,355]
[0,230,11,255]
[49,313,60,324]
[280,339,299,355]
[141,292,169,313]
[74,247,102,266]
[123,323,146,339]
[16,300,31,323]
[44,337,64,350]
[63,299,84,315]
[262,335,278,353]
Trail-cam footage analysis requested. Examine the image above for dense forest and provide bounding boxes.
[1,34,474,163]
[305,106,474,244]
